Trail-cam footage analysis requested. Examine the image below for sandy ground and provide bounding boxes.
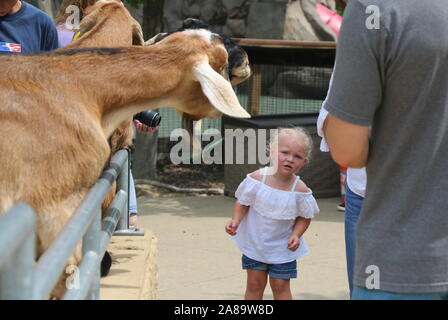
[133,195,349,300]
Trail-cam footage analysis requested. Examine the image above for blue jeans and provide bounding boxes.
[344,185,363,299]
[129,172,138,215]
[242,255,297,279]
[352,286,448,300]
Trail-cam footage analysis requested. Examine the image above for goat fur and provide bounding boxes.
[0,29,249,298]
[63,0,144,154]
[146,18,252,159]
[60,0,144,224]
[58,0,145,282]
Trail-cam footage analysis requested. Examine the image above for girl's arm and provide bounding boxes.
[287,217,312,251]
[225,201,249,235]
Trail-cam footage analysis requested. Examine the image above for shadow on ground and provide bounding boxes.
[138,195,344,223]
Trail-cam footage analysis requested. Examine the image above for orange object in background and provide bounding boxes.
[317,3,345,208]
[317,3,345,210]
[316,3,343,35]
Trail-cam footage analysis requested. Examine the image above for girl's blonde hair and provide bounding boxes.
[268,127,313,162]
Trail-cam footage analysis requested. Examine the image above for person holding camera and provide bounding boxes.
[129,111,161,228]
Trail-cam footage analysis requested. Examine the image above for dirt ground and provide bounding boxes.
[135,158,225,198]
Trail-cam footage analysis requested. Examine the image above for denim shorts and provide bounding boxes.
[242,255,297,279]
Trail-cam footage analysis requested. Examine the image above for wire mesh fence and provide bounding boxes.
[158,64,332,139]
[235,64,332,115]
[158,42,335,155]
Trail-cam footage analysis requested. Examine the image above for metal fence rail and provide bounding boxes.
[0,204,36,299]
[0,149,142,299]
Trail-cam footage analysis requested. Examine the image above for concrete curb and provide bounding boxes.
[139,232,158,300]
[100,231,158,300]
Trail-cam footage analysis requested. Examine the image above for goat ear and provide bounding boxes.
[144,33,168,46]
[79,7,99,34]
[193,63,251,118]
[132,24,144,46]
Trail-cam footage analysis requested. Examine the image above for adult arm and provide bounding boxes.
[323,114,370,168]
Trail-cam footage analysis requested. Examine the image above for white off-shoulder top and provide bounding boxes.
[231,168,320,264]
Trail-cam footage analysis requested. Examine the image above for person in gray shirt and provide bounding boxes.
[322,0,448,299]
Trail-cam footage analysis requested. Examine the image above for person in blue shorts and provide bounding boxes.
[225,127,319,300]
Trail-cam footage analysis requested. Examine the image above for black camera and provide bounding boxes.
[133,110,161,128]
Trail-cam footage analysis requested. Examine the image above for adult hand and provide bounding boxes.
[133,119,159,133]
[129,213,138,229]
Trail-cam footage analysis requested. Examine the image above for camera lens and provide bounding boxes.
[133,110,161,128]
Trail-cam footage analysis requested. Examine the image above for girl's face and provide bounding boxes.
[271,135,308,175]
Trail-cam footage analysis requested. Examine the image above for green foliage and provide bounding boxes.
[336,3,345,16]
[125,0,147,9]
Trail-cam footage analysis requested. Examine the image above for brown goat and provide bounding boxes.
[0,29,249,298]
[58,0,144,221]
[62,0,144,154]
[147,18,252,160]
[57,0,145,279]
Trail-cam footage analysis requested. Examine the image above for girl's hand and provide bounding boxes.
[225,219,240,235]
[287,235,300,251]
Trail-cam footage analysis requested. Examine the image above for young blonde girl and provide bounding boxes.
[225,127,319,300]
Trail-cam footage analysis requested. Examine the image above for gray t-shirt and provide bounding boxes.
[324,0,448,293]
